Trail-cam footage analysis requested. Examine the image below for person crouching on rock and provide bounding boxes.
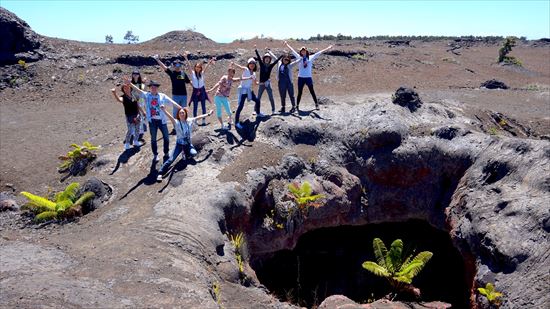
[207,63,254,130]
[131,70,147,141]
[268,51,301,113]
[111,84,146,150]
[284,41,332,111]
[156,105,213,182]
[127,79,181,163]
[232,58,260,129]
[254,45,283,115]
[182,51,215,126]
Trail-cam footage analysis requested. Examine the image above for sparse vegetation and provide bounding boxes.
[307,34,508,42]
[228,232,248,283]
[362,238,433,298]
[478,282,503,307]
[498,37,521,66]
[18,59,28,69]
[58,141,100,176]
[352,53,368,60]
[105,34,113,44]
[212,281,223,308]
[21,182,95,222]
[488,127,499,135]
[112,66,123,74]
[523,83,549,91]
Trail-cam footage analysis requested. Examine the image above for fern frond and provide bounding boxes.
[372,238,388,269]
[70,144,81,149]
[20,192,56,211]
[362,261,390,278]
[73,192,95,206]
[296,194,325,205]
[56,182,80,202]
[301,181,312,197]
[34,211,58,222]
[387,239,404,273]
[394,275,413,284]
[55,199,74,212]
[288,183,300,197]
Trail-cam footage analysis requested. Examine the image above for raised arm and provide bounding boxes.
[310,44,333,61]
[110,88,123,103]
[254,47,262,62]
[207,80,220,93]
[284,41,300,58]
[152,55,168,71]
[267,49,278,61]
[231,61,247,70]
[203,57,216,74]
[190,109,213,121]
[127,80,146,96]
[269,54,284,69]
[181,51,194,75]
[160,105,176,125]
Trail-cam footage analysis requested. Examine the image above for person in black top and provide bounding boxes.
[254,45,283,116]
[111,84,146,150]
[153,55,191,120]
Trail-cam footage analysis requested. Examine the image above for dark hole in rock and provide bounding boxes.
[250,220,472,308]
[482,161,510,185]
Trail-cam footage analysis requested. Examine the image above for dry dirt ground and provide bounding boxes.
[0,34,549,307]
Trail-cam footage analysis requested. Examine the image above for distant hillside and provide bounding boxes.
[142,30,217,48]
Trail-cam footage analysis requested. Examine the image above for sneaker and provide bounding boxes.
[236,123,243,130]
[289,107,296,113]
[138,134,145,142]
[271,109,275,115]
[257,112,266,118]
[315,103,319,110]
[133,140,143,147]
[156,174,163,182]
[202,119,207,126]
[153,155,160,162]
[227,122,232,129]
[252,111,257,116]
[278,107,286,113]
[222,124,229,130]
[124,143,131,150]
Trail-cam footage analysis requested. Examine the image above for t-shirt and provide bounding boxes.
[291,50,322,78]
[174,118,196,145]
[121,94,139,116]
[215,76,233,97]
[240,69,255,88]
[165,69,190,96]
[191,71,205,89]
[140,92,170,123]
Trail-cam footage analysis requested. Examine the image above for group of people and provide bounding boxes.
[110,41,332,182]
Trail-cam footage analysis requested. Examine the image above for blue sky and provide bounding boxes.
[2,0,549,43]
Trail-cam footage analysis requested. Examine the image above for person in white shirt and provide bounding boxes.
[284,41,332,111]
[127,79,181,163]
[182,51,215,126]
[232,58,261,129]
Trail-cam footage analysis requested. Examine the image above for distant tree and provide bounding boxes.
[124,30,139,44]
[105,35,113,44]
[498,36,521,65]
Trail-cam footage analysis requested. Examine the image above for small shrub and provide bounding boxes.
[212,281,223,308]
[352,53,367,60]
[21,182,95,222]
[478,282,503,307]
[58,141,100,176]
[498,37,521,65]
[112,66,123,74]
[523,83,550,91]
[229,232,244,253]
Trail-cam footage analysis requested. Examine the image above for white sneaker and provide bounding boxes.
[156,174,163,182]
[133,141,143,147]
[124,143,131,150]
[252,111,257,116]
[153,155,160,162]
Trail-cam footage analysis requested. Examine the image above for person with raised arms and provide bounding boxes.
[152,55,191,126]
[207,63,254,130]
[156,105,212,182]
[284,41,332,111]
[127,78,181,163]
[267,50,301,113]
[182,51,215,126]
[110,83,145,150]
[254,45,283,115]
[232,58,260,129]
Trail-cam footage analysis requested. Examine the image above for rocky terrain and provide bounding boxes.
[1,7,550,309]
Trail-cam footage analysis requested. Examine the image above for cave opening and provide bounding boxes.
[250,220,472,308]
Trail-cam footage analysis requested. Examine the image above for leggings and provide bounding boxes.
[189,87,207,117]
[278,80,295,108]
[235,92,259,124]
[296,77,317,107]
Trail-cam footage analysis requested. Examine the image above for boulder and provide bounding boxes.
[391,87,422,111]
[0,8,41,64]
[481,79,509,89]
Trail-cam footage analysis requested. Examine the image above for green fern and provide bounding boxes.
[288,181,325,212]
[478,282,503,305]
[362,238,433,291]
[58,141,100,175]
[20,182,95,222]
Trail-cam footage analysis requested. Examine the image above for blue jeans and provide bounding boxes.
[158,143,196,174]
[171,95,187,118]
[258,83,275,112]
[190,87,207,117]
[235,92,259,123]
[149,119,170,157]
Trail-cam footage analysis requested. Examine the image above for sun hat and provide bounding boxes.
[148,80,161,87]
[247,57,256,64]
